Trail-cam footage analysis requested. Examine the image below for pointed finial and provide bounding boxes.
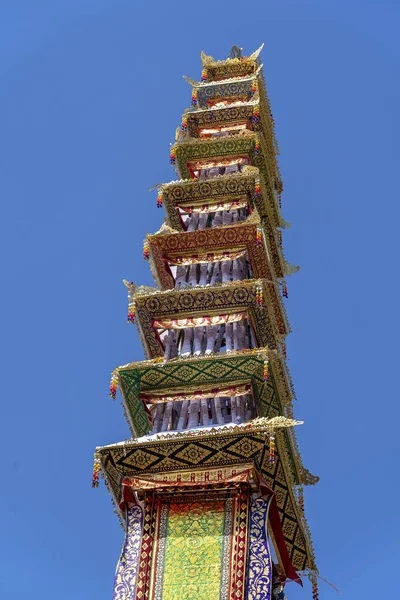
[249,43,264,60]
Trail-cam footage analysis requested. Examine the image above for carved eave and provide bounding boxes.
[171,132,282,231]
[159,170,286,279]
[130,279,289,360]
[199,47,264,82]
[144,223,289,335]
[146,221,274,285]
[109,350,294,437]
[97,420,318,572]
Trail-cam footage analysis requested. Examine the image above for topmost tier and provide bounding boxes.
[199,45,263,83]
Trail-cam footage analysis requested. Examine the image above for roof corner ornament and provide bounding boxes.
[249,43,264,60]
[200,50,214,66]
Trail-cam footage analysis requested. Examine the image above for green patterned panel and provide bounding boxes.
[117,354,287,439]
[118,370,151,438]
[160,499,226,600]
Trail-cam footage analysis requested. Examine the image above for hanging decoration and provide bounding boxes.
[140,383,251,405]
[282,341,287,358]
[181,114,188,133]
[254,138,260,156]
[179,199,247,214]
[169,146,176,165]
[127,283,136,323]
[282,283,288,299]
[263,359,269,382]
[201,68,208,82]
[251,105,260,125]
[91,452,101,488]
[143,240,150,260]
[109,370,119,400]
[254,180,260,199]
[127,302,135,324]
[255,284,263,307]
[153,311,245,330]
[277,230,283,247]
[268,433,276,463]
[156,188,163,208]
[256,228,262,247]
[308,573,319,600]
[191,87,198,106]
[278,193,282,209]
[163,248,246,266]
[251,79,257,94]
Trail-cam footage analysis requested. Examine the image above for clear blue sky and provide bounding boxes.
[1,1,399,598]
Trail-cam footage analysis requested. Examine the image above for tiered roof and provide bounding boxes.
[95,45,319,589]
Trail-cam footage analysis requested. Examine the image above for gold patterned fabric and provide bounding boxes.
[139,383,251,404]
[162,249,246,266]
[160,499,226,600]
[153,311,245,330]
[178,199,247,213]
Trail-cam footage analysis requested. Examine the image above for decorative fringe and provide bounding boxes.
[251,79,257,94]
[254,139,260,156]
[277,230,282,247]
[181,114,188,133]
[256,228,262,247]
[268,433,276,463]
[109,371,118,400]
[143,240,150,260]
[282,341,287,358]
[191,88,198,106]
[256,285,263,307]
[282,283,288,299]
[170,146,176,165]
[156,189,163,208]
[251,105,260,125]
[278,193,282,209]
[201,68,208,82]
[308,573,319,600]
[92,452,101,488]
[254,181,260,199]
[298,489,305,512]
[263,359,269,382]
